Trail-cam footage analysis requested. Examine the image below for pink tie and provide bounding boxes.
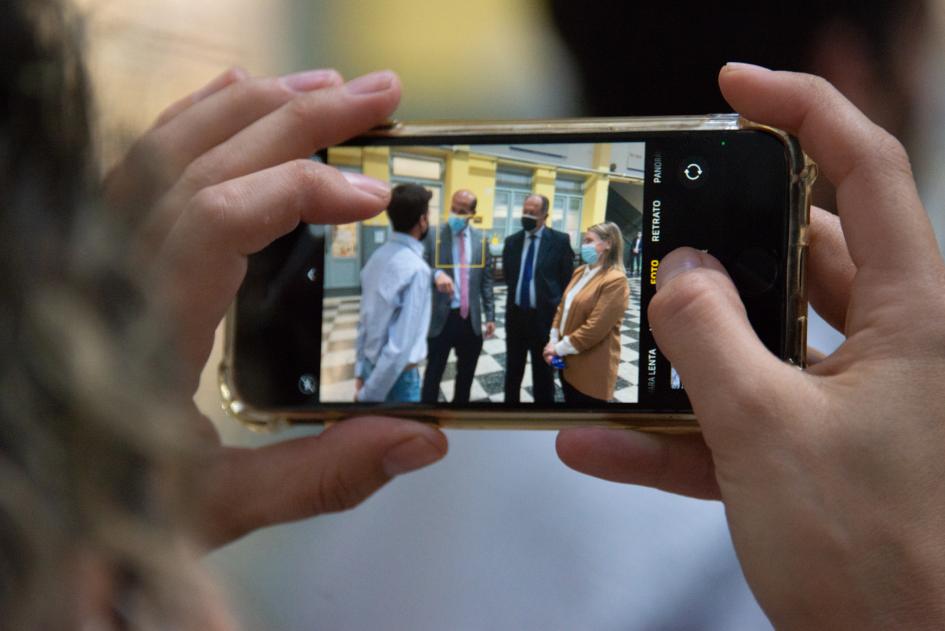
[459,231,469,319]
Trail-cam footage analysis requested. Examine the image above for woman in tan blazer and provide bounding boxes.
[543,222,629,404]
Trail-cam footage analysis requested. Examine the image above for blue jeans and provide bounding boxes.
[362,361,421,403]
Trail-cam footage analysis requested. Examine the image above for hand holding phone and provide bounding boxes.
[106,67,446,546]
[558,65,945,628]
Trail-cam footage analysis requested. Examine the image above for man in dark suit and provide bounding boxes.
[422,189,496,403]
[502,194,574,403]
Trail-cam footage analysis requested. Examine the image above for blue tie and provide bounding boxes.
[519,234,536,309]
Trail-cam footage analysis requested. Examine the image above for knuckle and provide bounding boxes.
[313,467,364,514]
[236,76,296,107]
[179,155,217,193]
[287,158,326,206]
[800,72,845,112]
[872,130,913,176]
[288,158,321,188]
[802,72,835,98]
[189,185,235,234]
[283,92,318,127]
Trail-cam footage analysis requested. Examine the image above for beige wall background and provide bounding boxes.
[78,0,578,168]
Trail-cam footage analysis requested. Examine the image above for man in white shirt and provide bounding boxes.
[354,184,433,402]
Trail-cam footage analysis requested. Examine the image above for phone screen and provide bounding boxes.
[232,129,792,415]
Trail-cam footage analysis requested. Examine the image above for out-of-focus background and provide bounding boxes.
[77,0,579,166]
[79,1,945,629]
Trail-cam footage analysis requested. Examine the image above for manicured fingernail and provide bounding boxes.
[383,436,444,476]
[342,171,391,199]
[722,61,772,73]
[656,247,706,291]
[281,69,341,92]
[345,70,395,95]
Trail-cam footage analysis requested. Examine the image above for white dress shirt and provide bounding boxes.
[550,264,600,356]
[355,231,431,402]
[434,224,470,309]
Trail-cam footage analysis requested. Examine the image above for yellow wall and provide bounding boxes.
[361,147,392,226]
[582,175,610,230]
[532,167,557,210]
[326,147,362,169]
[581,144,613,230]
[326,145,632,235]
[443,148,498,229]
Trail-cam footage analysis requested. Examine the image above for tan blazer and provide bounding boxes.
[551,265,629,400]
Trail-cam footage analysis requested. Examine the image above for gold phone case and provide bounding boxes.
[219,114,816,432]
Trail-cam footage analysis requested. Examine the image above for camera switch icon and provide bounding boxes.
[298,374,318,395]
[679,158,708,189]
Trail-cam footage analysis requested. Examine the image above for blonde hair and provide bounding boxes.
[587,222,625,272]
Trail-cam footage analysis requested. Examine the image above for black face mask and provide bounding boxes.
[521,216,538,232]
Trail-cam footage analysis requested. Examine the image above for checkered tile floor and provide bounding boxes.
[320,277,642,403]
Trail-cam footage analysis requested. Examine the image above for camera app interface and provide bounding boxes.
[234,129,790,412]
[317,141,647,406]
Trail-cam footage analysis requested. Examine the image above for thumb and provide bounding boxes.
[199,417,447,546]
[649,247,800,426]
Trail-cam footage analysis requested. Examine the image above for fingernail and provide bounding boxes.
[228,66,250,81]
[656,247,705,291]
[383,436,444,476]
[281,69,341,92]
[191,66,247,101]
[343,171,391,199]
[722,61,772,73]
[345,70,395,95]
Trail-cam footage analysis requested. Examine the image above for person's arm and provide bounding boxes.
[110,68,447,547]
[545,306,565,365]
[550,268,580,339]
[425,233,452,293]
[357,268,428,402]
[556,274,628,355]
[556,64,945,628]
[353,301,367,397]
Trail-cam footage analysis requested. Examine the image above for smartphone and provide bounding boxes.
[220,115,814,431]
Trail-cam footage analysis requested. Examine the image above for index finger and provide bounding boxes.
[152,66,249,128]
[718,64,937,273]
[178,70,401,194]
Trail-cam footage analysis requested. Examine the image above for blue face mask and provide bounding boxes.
[448,215,469,233]
[580,243,599,265]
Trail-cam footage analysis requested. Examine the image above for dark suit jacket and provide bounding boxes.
[503,226,575,329]
[424,226,495,338]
